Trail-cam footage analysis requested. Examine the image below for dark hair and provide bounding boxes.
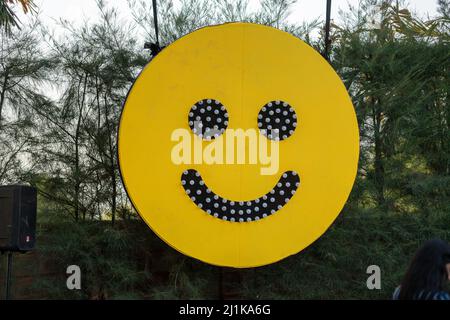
[399,239,450,300]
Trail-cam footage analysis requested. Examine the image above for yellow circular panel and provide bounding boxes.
[118,23,359,267]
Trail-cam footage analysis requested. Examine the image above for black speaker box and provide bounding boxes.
[0,185,37,252]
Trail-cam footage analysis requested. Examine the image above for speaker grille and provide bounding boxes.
[0,190,13,246]
[0,185,37,252]
[19,187,37,250]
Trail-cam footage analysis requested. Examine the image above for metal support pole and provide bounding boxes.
[5,251,13,300]
[324,0,332,61]
[144,0,163,55]
[218,267,223,299]
[152,0,160,47]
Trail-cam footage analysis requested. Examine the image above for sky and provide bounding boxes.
[14,0,440,35]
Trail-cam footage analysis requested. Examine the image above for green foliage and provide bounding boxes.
[1,0,449,299]
[333,0,449,208]
[27,206,449,299]
[240,208,449,299]
[0,1,35,35]
[33,218,150,299]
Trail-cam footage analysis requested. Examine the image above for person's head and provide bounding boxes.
[399,239,450,299]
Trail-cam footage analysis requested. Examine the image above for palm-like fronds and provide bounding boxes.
[385,5,450,39]
[0,0,35,35]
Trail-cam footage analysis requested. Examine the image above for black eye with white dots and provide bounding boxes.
[188,99,229,140]
[257,100,297,141]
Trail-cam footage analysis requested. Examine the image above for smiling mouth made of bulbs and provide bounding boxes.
[181,169,300,222]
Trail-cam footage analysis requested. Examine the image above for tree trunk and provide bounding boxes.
[74,139,80,221]
[0,74,9,128]
[74,74,88,221]
[111,166,117,226]
[373,101,385,206]
[103,91,116,226]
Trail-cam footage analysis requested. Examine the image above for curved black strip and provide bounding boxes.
[181,169,300,222]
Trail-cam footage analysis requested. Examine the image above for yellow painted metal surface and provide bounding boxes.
[118,23,359,267]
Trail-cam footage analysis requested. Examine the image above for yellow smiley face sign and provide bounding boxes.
[118,23,359,268]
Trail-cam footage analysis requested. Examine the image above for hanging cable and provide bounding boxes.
[144,0,163,56]
[152,0,160,46]
[323,0,332,61]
